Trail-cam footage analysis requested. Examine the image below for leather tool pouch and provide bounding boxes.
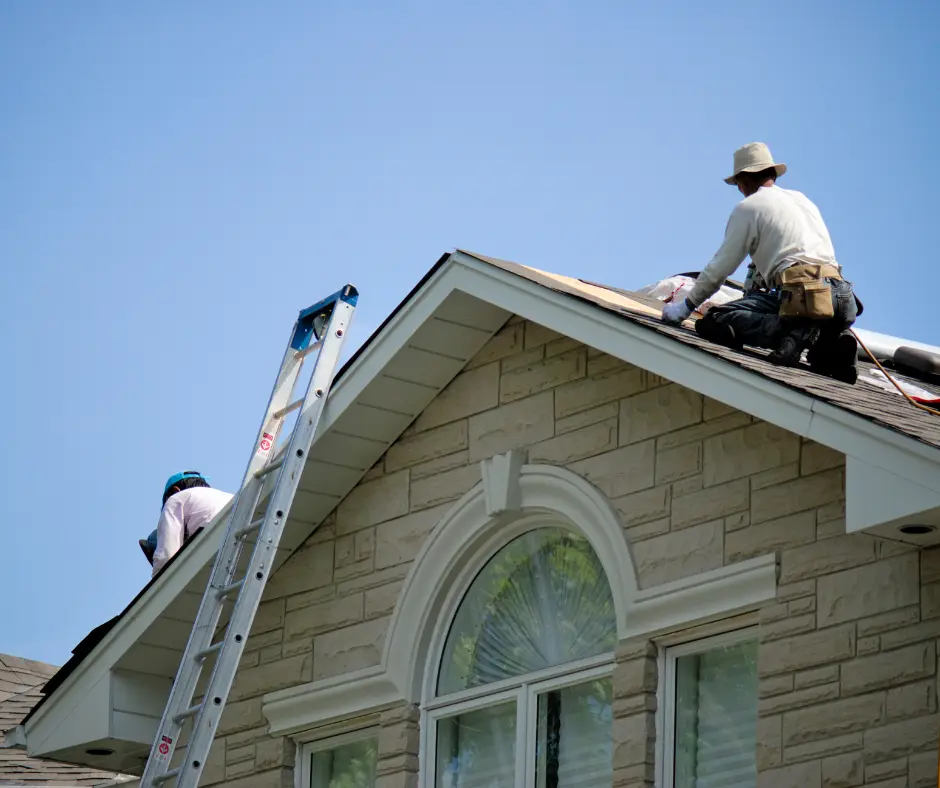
[778,263,837,320]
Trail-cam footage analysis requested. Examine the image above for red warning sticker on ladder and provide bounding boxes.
[156,735,173,763]
[258,432,274,455]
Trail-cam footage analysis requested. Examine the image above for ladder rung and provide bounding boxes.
[294,339,323,360]
[173,702,203,724]
[254,457,284,479]
[234,517,265,540]
[216,578,245,598]
[195,641,222,662]
[273,398,303,420]
[153,767,181,784]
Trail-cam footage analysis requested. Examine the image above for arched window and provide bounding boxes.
[426,526,616,788]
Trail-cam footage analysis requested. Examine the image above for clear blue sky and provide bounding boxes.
[2,1,936,664]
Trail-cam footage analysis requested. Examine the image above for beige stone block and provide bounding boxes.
[886,680,937,721]
[465,322,524,369]
[777,579,815,602]
[218,696,265,736]
[365,580,404,620]
[524,321,563,349]
[761,674,795,697]
[794,665,839,690]
[761,613,817,643]
[751,468,843,524]
[879,617,940,650]
[468,390,554,461]
[703,422,800,487]
[789,595,815,616]
[409,449,469,480]
[613,485,671,528]
[800,441,844,475]
[282,637,313,658]
[778,535,877,584]
[259,644,283,664]
[285,584,335,613]
[783,731,862,762]
[225,759,256,780]
[410,463,481,511]
[255,736,294,770]
[546,336,582,358]
[337,470,410,535]
[502,346,544,372]
[385,421,468,472]
[626,517,671,543]
[856,607,920,638]
[227,743,255,764]
[264,538,334,599]
[414,362,500,431]
[284,593,363,641]
[841,642,934,696]
[568,441,656,499]
[703,396,737,420]
[922,547,940,584]
[922,582,940,619]
[619,384,702,445]
[313,617,388,681]
[555,401,619,435]
[782,693,885,746]
[230,653,312,701]
[252,599,286,634]
[612,713,655,768]
[500,347,586,403]
[586,351,623,375]
[208,768,293,788]
[655,441,702,484]
[336,563,410,596]
[761,601,789,624]
[909,751,940,787]
[555,365,646,418]
[528,418,617,465]
[632,520,723,588]
[375,503,449,569]
[817,554,920,627]
[671,478,749,529]
[863,713,940,763]
[756,714,783,769]
[656,411,752,450]
[725,510,751,532]
[334,555,374,582]
[750,463,800,491]
[857,635,880,655]
[759,681,839,715]
[672,473,703,496]
[821,751,863,788]
[759,624,855,677]
[613,655,657,697]
[725,511,817,564]
[757,761,820,788]
[865,758,908,783]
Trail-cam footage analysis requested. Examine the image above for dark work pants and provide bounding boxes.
[696,278,859,356]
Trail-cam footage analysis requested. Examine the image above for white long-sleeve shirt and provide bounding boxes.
[688,184,839,308]
[152,487,234,577]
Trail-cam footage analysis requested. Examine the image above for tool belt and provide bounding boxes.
[775,262,842,320]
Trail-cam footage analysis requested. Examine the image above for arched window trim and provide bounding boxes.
[383,454,638,706]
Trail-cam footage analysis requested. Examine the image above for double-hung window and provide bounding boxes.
[300,731,378,788]
[660,629,759,788]
[424,526,617,788]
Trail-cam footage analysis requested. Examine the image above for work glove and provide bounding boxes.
[661,299,693,325]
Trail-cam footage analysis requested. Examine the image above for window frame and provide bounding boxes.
[298,727,379,788]
[656,625,759,788]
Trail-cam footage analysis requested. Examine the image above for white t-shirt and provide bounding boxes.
[152,487,234,577]
[688,184,839,307]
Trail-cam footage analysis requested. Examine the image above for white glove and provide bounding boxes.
[661,299,693,325]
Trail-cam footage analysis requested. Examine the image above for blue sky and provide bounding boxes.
[1,1,937,664]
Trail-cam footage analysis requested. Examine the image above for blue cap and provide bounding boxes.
[162,471,207,507]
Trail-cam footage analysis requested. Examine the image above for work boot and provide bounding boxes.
[769,326,821,367]
[808,331,858,384]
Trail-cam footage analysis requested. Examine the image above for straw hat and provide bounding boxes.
[724,142,787,184]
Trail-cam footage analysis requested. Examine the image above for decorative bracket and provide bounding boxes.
[480,449,527,516]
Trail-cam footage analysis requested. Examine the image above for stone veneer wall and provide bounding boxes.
[197,316,940,788]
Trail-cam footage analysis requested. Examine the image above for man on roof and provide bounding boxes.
[661,142,861,384]
[140,471,233,578]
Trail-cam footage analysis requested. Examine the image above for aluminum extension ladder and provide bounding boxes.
[140,286,359,788]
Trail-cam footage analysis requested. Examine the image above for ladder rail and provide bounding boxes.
[139,286,357,788]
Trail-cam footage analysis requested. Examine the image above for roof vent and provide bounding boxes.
[899,524,936,536]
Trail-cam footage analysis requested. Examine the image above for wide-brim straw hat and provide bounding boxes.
[724,142,787,184]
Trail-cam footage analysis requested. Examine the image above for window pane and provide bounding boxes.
[536,678,613,788]
[674,639,758,788]
[435,702,516,788]
[310,737,377,788]
[438,528,616,695]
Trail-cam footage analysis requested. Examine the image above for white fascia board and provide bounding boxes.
[448,252,940,494]
[846,456,940,533]
[23,261,468,744]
